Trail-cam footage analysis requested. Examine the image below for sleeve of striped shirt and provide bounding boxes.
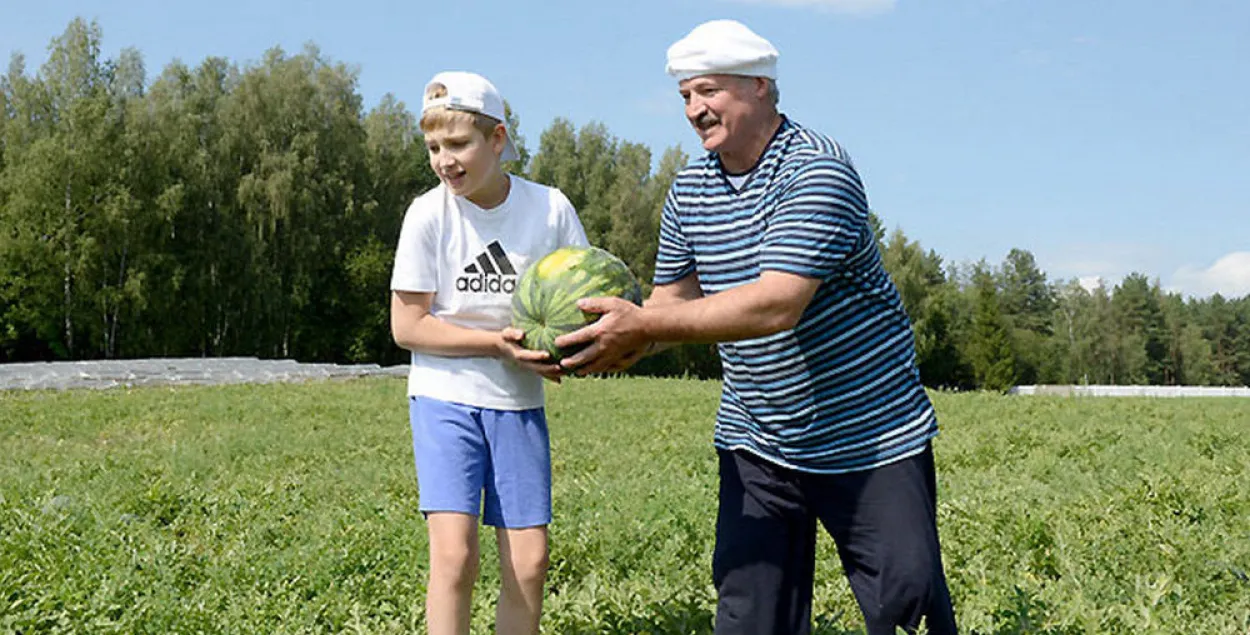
[760,155,870,279]
[653,189,696,285]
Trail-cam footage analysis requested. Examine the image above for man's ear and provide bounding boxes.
[754,76,769,99]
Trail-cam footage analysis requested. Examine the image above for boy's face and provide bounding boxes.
[424,117,506,202]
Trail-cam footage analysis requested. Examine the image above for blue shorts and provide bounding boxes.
[409,396,552,529]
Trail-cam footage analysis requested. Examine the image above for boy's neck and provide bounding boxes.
[466,171,511,209]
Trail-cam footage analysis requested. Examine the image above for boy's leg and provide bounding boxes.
[479,407,552,634]
[410,397,491,635]
[808,444,957,635]
[712,449,818,635]
[426,512,481,635]
[495,525,549,635]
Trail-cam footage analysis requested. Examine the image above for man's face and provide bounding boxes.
[678,74,765,155]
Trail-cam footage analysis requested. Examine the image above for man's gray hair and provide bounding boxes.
[765,78,780,106]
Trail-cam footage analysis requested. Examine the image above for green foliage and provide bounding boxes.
[525,119,685,289]
[967,263,1017,392]
[880,227,965,387]
[0,22,433,365]
[3,18,1250,389]
[2,378,1248,633]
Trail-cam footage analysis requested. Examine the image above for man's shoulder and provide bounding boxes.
[674,152,720,180]
[780,119,855,168]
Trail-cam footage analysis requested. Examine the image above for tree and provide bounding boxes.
[527,119,620,246]
[601,141,653,281]
[0,19,120,359]
[965,262,1016,391]
[347,93,437,363]
[1049,279,1094,384]
[1196,294,1250,386]
[1111,273,1168,384]
[1161,292,1216,385]
[222,44,373,360]
[997,249,1055,383]
[879,227,962,387]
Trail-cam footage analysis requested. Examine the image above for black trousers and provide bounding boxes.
[712,444,957,635]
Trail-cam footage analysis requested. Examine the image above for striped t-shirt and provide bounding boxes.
[654,117,938,474]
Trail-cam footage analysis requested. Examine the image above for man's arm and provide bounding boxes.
[632,272,704,358]
[641,270,819,342]
[645,271,704,308]
[555,270,820,374]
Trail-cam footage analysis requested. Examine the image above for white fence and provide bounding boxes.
[1009,385,1250,397]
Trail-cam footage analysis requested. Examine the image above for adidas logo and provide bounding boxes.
[456,240,518,294]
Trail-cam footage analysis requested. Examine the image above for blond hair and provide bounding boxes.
[419,82,503,138]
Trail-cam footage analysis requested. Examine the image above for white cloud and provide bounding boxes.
[1077,276,1104,292]
[1169,252,1250,299]
[720,0,896,16]
[1043,242,1161,288]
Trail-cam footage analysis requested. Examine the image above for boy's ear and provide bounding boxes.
[492,123,509,157]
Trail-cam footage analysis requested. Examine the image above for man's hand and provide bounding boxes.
[499,327,564,383]
[554,297,652,376]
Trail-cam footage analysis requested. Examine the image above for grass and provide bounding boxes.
[1,377,1248,633]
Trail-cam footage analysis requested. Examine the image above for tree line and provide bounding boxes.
[3,19,1248,390]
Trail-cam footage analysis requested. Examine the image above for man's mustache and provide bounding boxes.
[694,113,720,129]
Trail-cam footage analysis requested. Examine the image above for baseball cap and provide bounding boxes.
[422,71,520,162]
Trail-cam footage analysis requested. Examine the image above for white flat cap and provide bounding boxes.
[665,19,779,82]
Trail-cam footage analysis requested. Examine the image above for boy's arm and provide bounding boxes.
[391,291,564,380]
[391,291,503,357]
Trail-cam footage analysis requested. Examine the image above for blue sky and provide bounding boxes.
[4,0,1248,298]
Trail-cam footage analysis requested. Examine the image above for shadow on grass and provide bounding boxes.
[550,589,1095,635]
[550,596,861,635]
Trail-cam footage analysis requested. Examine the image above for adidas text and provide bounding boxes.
[456,273,517,294]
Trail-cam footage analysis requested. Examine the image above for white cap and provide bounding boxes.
[422,71,520,162]
[665,19,779,82]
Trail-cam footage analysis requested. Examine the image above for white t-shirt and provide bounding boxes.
[390,175,589,410]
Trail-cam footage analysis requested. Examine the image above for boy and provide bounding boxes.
[389,71,588,635]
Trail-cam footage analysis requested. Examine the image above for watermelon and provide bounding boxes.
[510,246,643,361]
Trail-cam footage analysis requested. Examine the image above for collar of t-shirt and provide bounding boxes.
[725,171,751,191]
[454,174,514,218]
[719,115,790,192]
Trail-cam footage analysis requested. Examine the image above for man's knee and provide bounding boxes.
[872,558,952,633]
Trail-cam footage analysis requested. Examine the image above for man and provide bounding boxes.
[554,19,958,635]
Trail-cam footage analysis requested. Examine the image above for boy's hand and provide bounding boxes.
[499,328,564,383]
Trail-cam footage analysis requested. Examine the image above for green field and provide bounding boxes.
[2,377,1248,634]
